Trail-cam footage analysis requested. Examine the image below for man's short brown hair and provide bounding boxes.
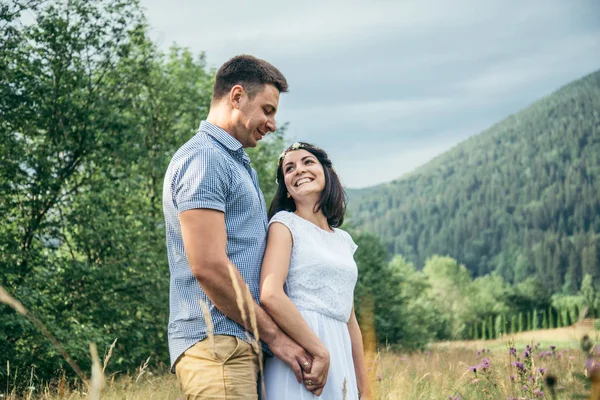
[212,55,288,101]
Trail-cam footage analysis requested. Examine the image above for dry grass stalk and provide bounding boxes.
[359,295,380,400]
[57,369,67,398]
[226,264,266,397]
[135,357,151,383]
[102,338,118,374]
[198,299,215,355]
[0,284,85,381]
[227,264,250,331]
[242,282,267,397]
[6,360,9,396]
[88,343,105,400]
[25,367,34,400]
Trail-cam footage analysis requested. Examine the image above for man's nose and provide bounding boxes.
[266,118,276,133]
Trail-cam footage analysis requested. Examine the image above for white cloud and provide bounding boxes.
[139,0,600,188]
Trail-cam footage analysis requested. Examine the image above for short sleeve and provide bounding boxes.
[173,148,229,213]
[268,211,295,242]
[344,230,358,255]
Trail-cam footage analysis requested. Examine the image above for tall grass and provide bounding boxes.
[3,280,600,399]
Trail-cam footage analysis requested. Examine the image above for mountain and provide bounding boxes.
[347,69,600,293]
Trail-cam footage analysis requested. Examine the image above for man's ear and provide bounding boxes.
[230,85,244,109]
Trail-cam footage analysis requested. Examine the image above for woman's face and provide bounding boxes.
[281,149,326,202]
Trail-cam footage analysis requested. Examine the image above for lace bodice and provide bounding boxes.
[268,211,358,323]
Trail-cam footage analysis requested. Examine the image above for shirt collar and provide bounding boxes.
[199,121,244,153]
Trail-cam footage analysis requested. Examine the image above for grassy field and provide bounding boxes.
[4,322,599,399]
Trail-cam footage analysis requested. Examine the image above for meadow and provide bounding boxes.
[3,321,598,400]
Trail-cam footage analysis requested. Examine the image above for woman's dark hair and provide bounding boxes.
[268,142,347,228]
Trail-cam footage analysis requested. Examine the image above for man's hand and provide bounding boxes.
[302,351,330,396]
[268,332,313,383]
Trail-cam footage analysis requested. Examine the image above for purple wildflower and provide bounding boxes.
[533,388,544,397]
[509,347,517,357]
[480,358,491,372]
[537,367,546,375]
[539,350,553,358]
[512,361,526,373]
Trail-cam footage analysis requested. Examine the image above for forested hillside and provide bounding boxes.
[348,70,600,293]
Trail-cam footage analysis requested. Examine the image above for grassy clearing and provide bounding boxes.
[6,323,599,399]
[377,321,600,399]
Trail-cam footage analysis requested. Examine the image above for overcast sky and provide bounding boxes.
[140,0,600,188]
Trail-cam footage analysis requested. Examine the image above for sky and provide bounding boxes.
[140,0,600,188]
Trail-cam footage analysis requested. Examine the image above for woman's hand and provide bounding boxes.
[302,350,330,396]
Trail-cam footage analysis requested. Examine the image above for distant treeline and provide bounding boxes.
[348,69,600,295]
[350,232,600,347]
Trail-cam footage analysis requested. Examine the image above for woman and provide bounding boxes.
[260,142,371,399]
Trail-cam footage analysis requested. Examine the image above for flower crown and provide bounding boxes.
[278,142,307,162]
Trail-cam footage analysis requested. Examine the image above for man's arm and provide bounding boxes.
[179,208,311,382]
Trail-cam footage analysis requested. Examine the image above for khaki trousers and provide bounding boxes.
[175,335,260,399]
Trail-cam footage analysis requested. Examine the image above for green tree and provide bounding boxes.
[518,312,523,332]
[0,0,218,384]
[580,274,598,318]
[422,256,472,338]
[495,314,503,338]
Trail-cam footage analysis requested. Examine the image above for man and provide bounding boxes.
[163,55,313,399]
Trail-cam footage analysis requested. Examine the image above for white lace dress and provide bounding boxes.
[262,211,359,400]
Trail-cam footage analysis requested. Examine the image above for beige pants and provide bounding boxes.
[175,335,260,399]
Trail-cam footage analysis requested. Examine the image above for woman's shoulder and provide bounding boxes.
[269,210,294,221]
[334,227,358,254]
[268,210,295,228]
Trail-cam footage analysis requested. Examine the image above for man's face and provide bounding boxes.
[233,84,280,148]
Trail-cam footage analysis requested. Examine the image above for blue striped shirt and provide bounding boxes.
[163,121,268,370]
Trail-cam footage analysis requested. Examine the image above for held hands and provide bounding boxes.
[269,333,313,383]
[302,349,330,396]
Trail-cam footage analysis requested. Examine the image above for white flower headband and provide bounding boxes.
[278,142,305,162]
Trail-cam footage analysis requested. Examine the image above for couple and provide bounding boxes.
[163,55,371,399]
